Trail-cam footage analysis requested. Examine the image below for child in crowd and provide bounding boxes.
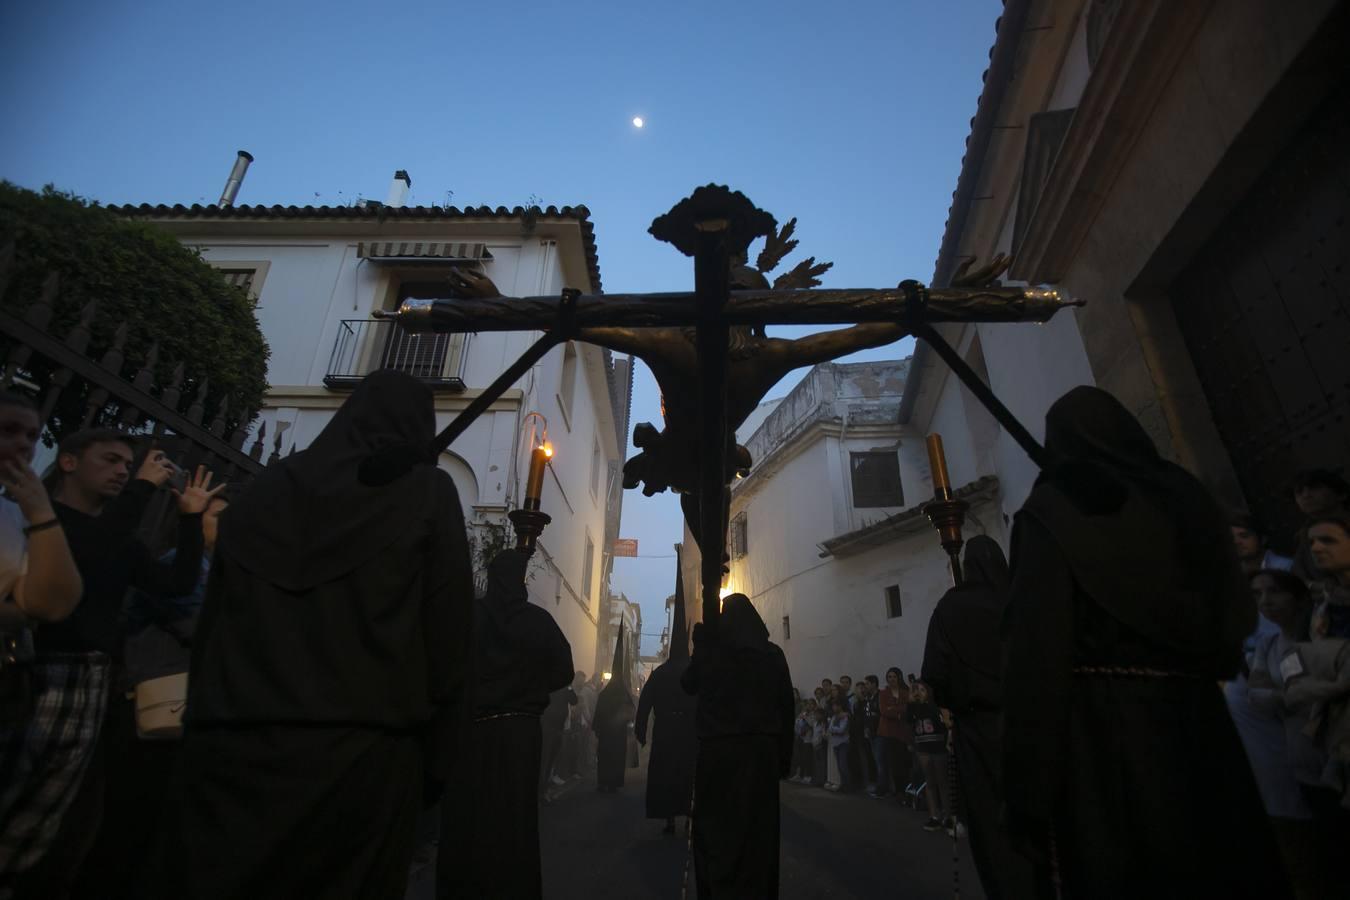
[791,700,816,783]
[810,709,829,787]
[827,690,852,792]
[907,682,950,831]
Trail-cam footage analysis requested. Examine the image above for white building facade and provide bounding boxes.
[118,184,631,669]
[681,360,1006,689]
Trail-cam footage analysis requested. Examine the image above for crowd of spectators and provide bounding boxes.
[1,394,227,897]
[786,668,957,834]
[1224,469,1350,898]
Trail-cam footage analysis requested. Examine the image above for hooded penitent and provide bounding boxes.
[472,548,574,717]
[923,534,1009,710]
[448,547,572,900]
[1000,385,1284,899]
[679,593,795,898]
[1020,385,1253,670]
[219,368,437,592]
[921,535,1038,900]
[634,552,697,819]
[595,626,633,726]
[594,626,636,789]
[166,369,476,900]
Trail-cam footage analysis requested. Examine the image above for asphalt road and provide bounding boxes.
[410,750,982,899]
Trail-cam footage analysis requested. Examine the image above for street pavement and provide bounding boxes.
[410,750,983,899]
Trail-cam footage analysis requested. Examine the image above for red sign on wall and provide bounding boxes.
[612,539,639,558]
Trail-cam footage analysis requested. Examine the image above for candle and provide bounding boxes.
[524,445,552,510]
[926,433,952,500]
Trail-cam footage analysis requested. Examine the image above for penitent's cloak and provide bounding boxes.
[634,559,697,819]
[1001,386,1289,898]
[593,627,636,790]
[440,549,573,900]
[921,535,1036,900]
[681,593,794,899]
[155,369,475,900]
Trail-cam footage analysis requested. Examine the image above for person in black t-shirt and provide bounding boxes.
[32,429,216,899]
[907,681,950,832]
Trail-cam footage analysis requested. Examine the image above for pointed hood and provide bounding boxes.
[609,624,630,695]
[595,624,635,729]
[668,551,690,663]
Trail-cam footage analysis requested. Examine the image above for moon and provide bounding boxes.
[632,116,644,129]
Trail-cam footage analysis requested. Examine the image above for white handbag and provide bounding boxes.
[134,672,188,739]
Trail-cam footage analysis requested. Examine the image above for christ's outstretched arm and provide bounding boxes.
[767,322,909,371]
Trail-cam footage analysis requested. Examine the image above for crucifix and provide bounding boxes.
[376,185,1081,631]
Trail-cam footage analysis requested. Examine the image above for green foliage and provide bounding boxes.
[0,182,269,441]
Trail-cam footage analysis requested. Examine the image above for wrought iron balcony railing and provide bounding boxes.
[324,319,469,391]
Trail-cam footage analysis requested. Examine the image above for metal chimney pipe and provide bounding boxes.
[386,170,412,208]
[218,151,254,207]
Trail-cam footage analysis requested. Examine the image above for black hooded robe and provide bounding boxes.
[1001,386,1289,898]
[681,594,794,900]
[634,661,696,817]
[439,549,573,900]
[921,535,1036,900]
[593,629,636,790]
[634,567,696,821]
[151,370,475,900]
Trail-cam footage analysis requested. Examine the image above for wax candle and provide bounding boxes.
[524,445,552,510]
[926,433,952,500]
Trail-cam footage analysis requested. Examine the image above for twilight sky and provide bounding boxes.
[0,0,1003,655]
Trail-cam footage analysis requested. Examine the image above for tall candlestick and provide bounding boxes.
[512,443,554,556]
[524,445,551,511]
[926,433,953,500]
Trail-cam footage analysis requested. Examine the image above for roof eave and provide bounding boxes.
[901,0,1032,423]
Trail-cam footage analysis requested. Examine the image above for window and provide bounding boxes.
[219,268,256,293]
[850,451,904,508]
[885,585,902,619]
[782,616,791,640]
[590,436,601,500]
[558,342,578,427]
[730,512,748,559]
[207,259,270,301]
[1012,108,1077,256]
[582,533,595,601]
[369,280,469,383]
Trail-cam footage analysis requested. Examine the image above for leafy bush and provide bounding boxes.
[0,182,269,441]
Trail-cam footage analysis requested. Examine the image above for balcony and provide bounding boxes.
[324,319,469,391]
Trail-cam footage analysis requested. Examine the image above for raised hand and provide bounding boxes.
[135,448,176,487]
[172,465,226,515]
[0,457,55,522]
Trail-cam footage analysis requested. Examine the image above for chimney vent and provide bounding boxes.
[386,170,412,208]
[218,151,254,207]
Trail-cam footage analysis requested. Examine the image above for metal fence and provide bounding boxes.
[0,243,281,548]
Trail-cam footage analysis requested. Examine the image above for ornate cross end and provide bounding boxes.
[648,185,777,259]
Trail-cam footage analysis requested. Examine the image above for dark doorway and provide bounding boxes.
[1170,80,1349,548]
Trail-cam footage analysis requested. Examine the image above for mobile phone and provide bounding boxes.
[165,460,189,491]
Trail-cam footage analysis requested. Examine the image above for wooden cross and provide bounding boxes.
[378,185,1081,630]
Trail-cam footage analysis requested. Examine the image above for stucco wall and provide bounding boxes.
[181,229,609,671]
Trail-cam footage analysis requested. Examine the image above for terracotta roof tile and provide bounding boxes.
[109,202,603,292]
